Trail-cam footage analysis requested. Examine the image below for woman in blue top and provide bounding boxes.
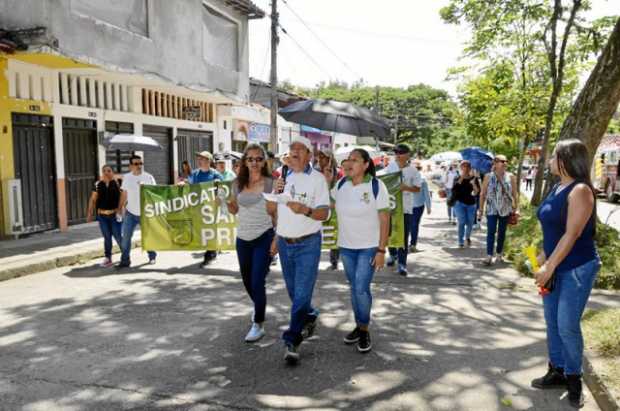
[532,139,600,408]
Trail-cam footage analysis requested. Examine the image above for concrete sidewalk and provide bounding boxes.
[0,223,140,282]
[1,197,619,410]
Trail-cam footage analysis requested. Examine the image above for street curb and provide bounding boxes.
[0,241,141,282]
[584,354,620,411]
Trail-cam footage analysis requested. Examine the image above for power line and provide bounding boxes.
[278,23,334,81]
[280,0,362,80]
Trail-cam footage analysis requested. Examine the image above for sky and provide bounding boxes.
[248,0,619,96]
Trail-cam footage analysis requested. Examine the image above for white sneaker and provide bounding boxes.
[496,254,504,263]
[100,258,113,268]
[244,323,265,342]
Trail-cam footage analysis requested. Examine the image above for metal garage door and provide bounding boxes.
[142,125,172,185]
[63,118,98,225]
[177,129,213,172]
[105,121,134,174]
[12,114,58,233]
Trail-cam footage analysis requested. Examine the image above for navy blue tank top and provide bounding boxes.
[537,182,597,273]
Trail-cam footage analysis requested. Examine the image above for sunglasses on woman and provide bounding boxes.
[246,157,264,163]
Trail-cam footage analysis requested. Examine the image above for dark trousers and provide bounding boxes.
[486,214,509,256]
[235,229,274,324]
[97,215,122,259]
[410,206,425,247]
[329,248,340,265]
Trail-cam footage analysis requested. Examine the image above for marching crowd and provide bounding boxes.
[87,136,599,408]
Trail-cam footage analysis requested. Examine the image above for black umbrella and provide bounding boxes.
[279,99,390,138]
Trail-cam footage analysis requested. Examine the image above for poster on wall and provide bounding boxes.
[248,122,270,143]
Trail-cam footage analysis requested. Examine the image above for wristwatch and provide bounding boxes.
[304,207,313,217]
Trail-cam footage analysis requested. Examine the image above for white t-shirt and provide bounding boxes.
[276,165,330,238]
[382,161,422,213]
[443,169,458,189]
[332,176,390,249]
[121,172,156,216]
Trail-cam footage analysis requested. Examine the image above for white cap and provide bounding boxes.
[290,135,312,151]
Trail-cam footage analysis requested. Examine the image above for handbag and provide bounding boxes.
[447,192,457,208]
[508,211,519,226]
[438,189,447,198]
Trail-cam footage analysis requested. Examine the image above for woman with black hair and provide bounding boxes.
[531,139,600,408]
[331,149,390,353]
[225,143,277,343]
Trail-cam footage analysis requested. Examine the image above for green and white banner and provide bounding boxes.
[140,172,404,251]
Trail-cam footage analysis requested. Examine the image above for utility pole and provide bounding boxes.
[269,0,279,152]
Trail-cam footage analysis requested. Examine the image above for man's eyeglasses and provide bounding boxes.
[246,157,264,163]
[132,162,143,166]
[495,160,507,164]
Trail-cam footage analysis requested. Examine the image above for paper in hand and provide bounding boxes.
[262,192,293,204]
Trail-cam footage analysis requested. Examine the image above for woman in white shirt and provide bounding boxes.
[332,149,390,353]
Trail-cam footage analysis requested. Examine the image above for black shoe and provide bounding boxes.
[566,374,584,408]
[301,315,318,339]
[330,262,338,270]
[344,327,361,344]
[466,238,472,247]
[398,269,408,277]
[357,330,372,353]
[115,262,130,270]
[386,258,395,267]
[531,363,567,389]
[284,342,300,365]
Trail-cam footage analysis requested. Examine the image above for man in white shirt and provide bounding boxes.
[383,144,421,276]
[117,155,157,268]
[269,136,330,365]
[442,162,459,224]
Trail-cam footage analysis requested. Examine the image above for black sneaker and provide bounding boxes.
[466,238,472,247]
[531,363,567,389]
[386,258,395,267]
[115,262,131,270]
[343,327,361,344]
[330,262,338,270]
[398,269,408,277]
[357,330,372,353]
[566,374,584,408]
[301,314,318,339]
[284,342,300,365]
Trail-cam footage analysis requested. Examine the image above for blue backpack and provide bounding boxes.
[336,176,380,199]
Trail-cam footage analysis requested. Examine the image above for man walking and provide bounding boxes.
[442,163,459,224]
[187,151,223,268]
[117,155,157,269]
[270,136,330,365]
[383,144,421,276]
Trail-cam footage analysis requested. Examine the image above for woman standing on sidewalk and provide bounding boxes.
[531,139,600,408]
[478,155,518,265]
[452,160,479,248]
[332,149,390,353]
[86,165,122,268]
[225,143,276,343]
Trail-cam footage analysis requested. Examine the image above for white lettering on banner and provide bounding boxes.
[202,205,215,224]
[144,187,222,218]
[144,203,155,218]
[187,192,199,207]
[200,227,237,246]
[201,228,215,244]
[389,194,397,210]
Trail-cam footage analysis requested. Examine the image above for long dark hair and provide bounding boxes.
[554,138,597,233]
[237,143,271,190]
[351,148,376,177]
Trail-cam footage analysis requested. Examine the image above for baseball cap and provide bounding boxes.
[195,151,213,160]
[394,143,411,154]
[290,135,312,151]
[494,154,508,162]
[213,154,226,162]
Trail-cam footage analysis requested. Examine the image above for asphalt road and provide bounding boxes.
[2,198,619,410]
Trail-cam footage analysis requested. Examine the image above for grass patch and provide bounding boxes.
[504,200,620,289]
[582,308,620,396]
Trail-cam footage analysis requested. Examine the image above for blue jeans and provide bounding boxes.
[236,229,274,324]
[543,258,600,375]
[340,247,377,327]
[278,232,322,346]
[486,214,509,256]
[97,215,122,259]
[454,202,476,245]
[120,211,156,265]
[410,206,425,247]
[445,188,455,219]
[389,213,413,271]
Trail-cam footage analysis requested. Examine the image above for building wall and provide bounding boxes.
[0,0,250,101]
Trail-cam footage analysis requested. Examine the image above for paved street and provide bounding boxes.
[1,197,619,411]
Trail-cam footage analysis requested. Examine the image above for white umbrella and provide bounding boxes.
[103,134,162,151]
[430,151,462,163]
[334,145,380,162]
